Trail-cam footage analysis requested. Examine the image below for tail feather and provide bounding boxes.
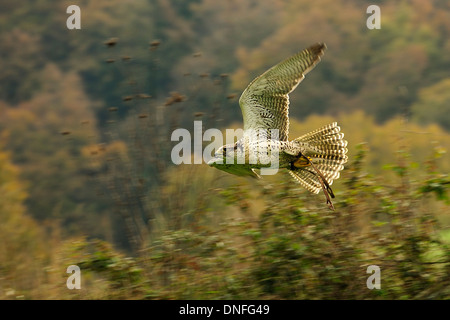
[289,122,348,195]
[288,170,321,194]
[295,122,340,142]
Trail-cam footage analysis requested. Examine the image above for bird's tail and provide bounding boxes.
[288,122,348,200]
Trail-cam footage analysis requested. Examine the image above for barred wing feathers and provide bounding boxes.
[239,43,326,141]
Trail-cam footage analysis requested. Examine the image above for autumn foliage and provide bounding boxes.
[0,0,449,299]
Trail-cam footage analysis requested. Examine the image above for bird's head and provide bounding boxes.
[208,143,238,167]
[208,142,257,177]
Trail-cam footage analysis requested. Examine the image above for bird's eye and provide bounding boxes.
[223,144,237,156]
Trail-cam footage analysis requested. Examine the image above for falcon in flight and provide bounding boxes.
[208,43,348,209]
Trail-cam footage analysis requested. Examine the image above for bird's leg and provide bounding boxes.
[304,156,335,211]
[292,152,335,210]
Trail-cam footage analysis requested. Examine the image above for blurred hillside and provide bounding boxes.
[0,0,449,299]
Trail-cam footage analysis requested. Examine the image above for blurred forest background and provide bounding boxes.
[0,0,449,299]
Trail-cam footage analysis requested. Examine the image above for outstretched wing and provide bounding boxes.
[239,43,326,141]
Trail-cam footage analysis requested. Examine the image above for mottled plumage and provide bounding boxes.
[208,43,348,209]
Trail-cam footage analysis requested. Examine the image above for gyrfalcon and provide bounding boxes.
[208,43,348,209]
